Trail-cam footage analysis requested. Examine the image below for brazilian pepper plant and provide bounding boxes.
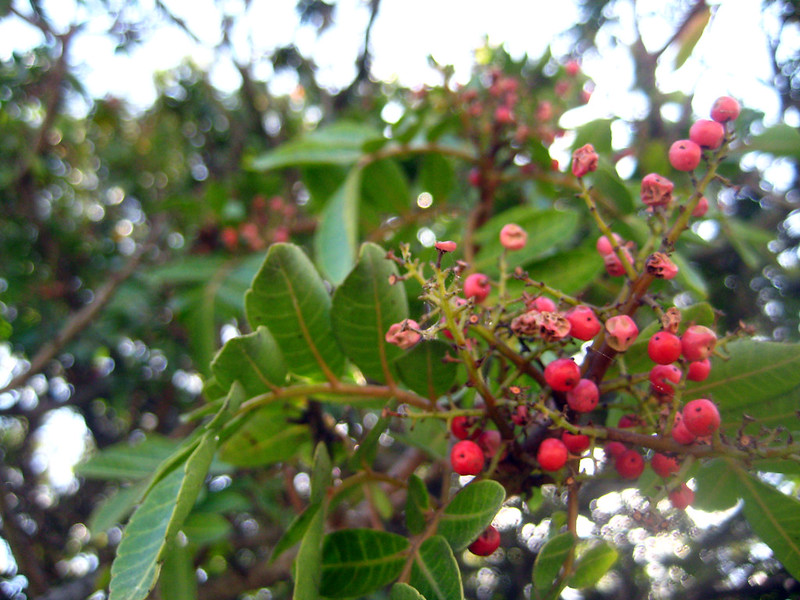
[89,61,800,600]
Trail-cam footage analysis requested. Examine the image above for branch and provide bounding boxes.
[0,227,160,396]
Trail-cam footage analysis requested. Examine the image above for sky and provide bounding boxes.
[0,0,796,127]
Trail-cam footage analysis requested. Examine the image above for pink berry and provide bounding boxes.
[537,438,569,471]
[605,315,639,352]
[648,332,682,365]
[617,414,639,428]
[463,273,491,303]
[645,252,679,280]
[640,173,674,209]
[565,60,580,76]
[495,106,514,125]
[435,240,457,253]
[689,119,725,149]
[385,320,421,349]
[468,525,501,556]
[571,143,599,178]
[561,431,591,454]
[604,441,627,459]
[544,358,581,392]
[527,295,557,313]
[669,483,695,510]
[651,453,681,478]
[476,429,502,459]
[451,416,479,440]
[682,398,721,437]
[669,139,702,171]
[450,440,485,476]
[565,305,602,341]
[468,169,481,187]
[649,364,683,396]
[671,414,697,445]
[566,379,599,413]
[687,358,712,382]
[692,196,709,218]
[615,449,645,479]
[710,96,740,123]
[499,223,527,251]
[596,234,622,256]
[681,325,717,361]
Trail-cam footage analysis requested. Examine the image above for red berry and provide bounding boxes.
[571,144,599,178]
[537,438,569,471]
[544,358,581,392]
[527,295,557,312]
[566,378,599,412]
[617,414,639,428]
[596,234,622,256]
[669,139,702,171]
[689,119,725,149]
[682,398,721,437]
[566,305,602,341]
[604,441,627,459]
[649,364,683,396]
[605,315,639,352]
[651,453,681,478]
[648,332,682,365]
[468,525,501,556]
[565,60,580,76]
[645,252,679,280]
[692,196,710,218]
[710,96,740,123]
[640,173,674,209]
[435,240,457,253]
[476,430,502,459]
[561,431,591,454]
[687,358,712,382]
[495,106,514,125]
[671,413,697,445]
[615,449,645,479]
[681,325,717,361]
[468,169,481,187]
[450,416,479,440]
[499,223,527,251]
[463,273,491,303]
[669,483,695,510]
[450,440,485,476]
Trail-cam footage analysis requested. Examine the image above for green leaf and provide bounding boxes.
[473,208,580,274]
[406,474,431,535]
[395,341,458,400]
[420,153,455,203]
[108,432,217,600]
[532,532,575,600]
[746,124,800,160]
[732,461,800,579]
[315,168,363,284]
[670,251,708,298]
[591,161,634,213]
[395,416,448,459]
[250,121,382,170]
[87,481,149,536]
[245,243,345,380]
[294,502,326,600]
[568,540,618,589]
[692,458,742,512]
[181,512,232,546]
[319,529,410,597]
[219,405,309,467]
[684,341,800,431]
[211,327,288,396]
[331,242,409,383]
[673,5,710,69]
[391,582,428,600]
[438,480,505,551]
[271,503,322,563]
[573,119,613,155]
[521,244,603,296]
[349,412,390,471]
[76,435,180,481]
[311,442,332,505]
[158,539,197,600]
[362,158,410,213]
[409,535,463,600]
